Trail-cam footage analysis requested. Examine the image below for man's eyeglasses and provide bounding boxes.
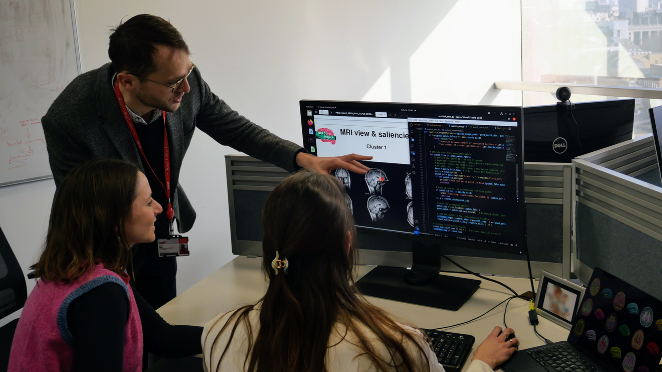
[135,64,195,93]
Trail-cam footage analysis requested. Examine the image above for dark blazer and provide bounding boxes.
[42,63,302,233]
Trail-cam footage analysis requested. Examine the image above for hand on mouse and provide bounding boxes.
[471,326,520,369]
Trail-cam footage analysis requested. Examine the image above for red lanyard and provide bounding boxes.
[114,80,174,225]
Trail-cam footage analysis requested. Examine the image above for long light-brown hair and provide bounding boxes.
[206,170,429,372]
[31,159,139,282]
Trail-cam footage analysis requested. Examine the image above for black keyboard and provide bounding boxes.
[423,329,475,372]
[528,343,599,372]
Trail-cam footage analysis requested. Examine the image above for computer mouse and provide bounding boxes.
[497,330,516,342]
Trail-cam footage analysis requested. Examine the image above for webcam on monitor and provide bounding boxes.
[556,86,571,104]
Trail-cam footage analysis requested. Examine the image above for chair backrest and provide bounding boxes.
[0,226,26,319]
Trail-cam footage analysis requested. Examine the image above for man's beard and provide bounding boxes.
[136,89,177,113]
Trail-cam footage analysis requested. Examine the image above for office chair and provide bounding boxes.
[0,226,27,371]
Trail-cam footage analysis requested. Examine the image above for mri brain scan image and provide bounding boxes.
[367,196,390,221]
[334,168,351,190]
[365,168,388,195]
[405,173,412,199]
[407,201,414,227]
[344,194,353,215]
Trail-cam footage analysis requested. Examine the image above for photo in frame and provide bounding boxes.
[535,271,586,329]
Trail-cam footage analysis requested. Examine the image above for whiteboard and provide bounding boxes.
[0,0,81,187]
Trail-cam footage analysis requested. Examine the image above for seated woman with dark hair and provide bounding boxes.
[9,159,202,372]
[202,170,520,372]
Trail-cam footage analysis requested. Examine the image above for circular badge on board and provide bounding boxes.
[552,137,568,154]
[606,313,618,332]
[632,330,645,350]
[641,307,654,327]
[622,352,636,372]
[590,278,601,296]
[597,335,609,354]
[574,319,586,336]
[582,299,593,317]
[613,292,626,311]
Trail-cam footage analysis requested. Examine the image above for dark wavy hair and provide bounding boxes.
[205,170,429,372]
[31,159,139,283]
[108,14,190,78]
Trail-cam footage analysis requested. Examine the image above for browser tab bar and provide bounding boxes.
[408,118,517,127]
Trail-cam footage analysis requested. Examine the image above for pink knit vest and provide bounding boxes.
[8,264,143,372]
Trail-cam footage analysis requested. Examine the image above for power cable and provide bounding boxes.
[503,296,517,329]
[433,295,520,331]
[440,254,520,298]
[533,324,553,344]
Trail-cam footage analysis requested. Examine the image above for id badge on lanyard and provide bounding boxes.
[114,80,190,257]
[157,236,190,257]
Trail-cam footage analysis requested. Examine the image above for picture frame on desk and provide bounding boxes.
[534,271,585,330]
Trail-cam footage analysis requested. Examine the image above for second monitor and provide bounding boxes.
[524,99,635,163]
[300,101,526,310]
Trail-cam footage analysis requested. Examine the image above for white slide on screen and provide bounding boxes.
[313,115,410,164]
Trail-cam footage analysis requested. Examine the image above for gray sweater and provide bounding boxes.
[42,63,302,233]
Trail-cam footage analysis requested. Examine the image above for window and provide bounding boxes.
[522,0,662,136]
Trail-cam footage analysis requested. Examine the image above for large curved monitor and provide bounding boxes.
[300,101,526,310]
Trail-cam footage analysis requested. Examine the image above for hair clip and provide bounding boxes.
[271,251,288,275]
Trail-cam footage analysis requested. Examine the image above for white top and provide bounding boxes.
[201,308,494,372]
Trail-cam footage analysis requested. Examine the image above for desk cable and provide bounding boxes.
[431,295,521,331]
[533,325,553,345]
[527,301,553,345]
[502,296,517,329]
[441,251,552,344]
[522,239,552,344]
[565,100,584,154]
[440,254,520,298]
[434,293,553,346]
[506,301,552,345]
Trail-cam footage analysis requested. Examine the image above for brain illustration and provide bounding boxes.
[613,292,626,311]
[334,168,351,190]
[367,196,390,221]
[316,128,336,144]
[641,307,654,327]
[407,201,414,227]
[365,168,388,195]
[603,288,612,299]
[344,194,353,215]
[586,330,596,341]
[405,173,412,199]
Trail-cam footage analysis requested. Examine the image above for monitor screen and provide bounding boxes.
[524,99,635,163]
[300,101,525,255]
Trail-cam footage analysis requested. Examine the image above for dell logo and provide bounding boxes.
[552,137,568,154]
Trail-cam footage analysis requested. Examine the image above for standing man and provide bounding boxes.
[42,14,370,309]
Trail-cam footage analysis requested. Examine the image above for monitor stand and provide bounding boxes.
[355,242,481,311]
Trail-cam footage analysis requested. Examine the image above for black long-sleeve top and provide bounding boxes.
[66,282,202,371]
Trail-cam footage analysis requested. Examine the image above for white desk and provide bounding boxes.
[157,256,570,371]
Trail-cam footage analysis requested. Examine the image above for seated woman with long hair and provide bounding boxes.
[202,170,520,372]
[9,159,202,372]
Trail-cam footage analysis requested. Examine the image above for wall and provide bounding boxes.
[0,0,522,322]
